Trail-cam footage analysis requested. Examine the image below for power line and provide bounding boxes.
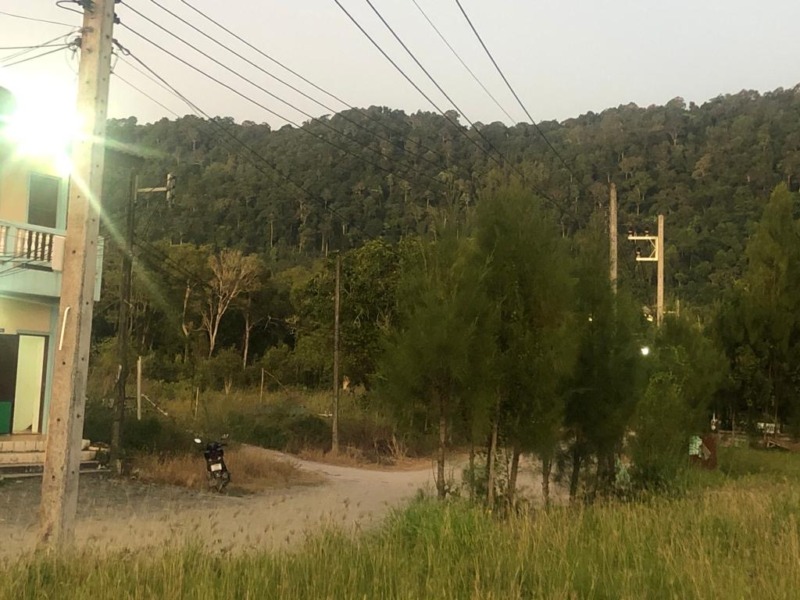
[115,54,263,169]
[0,44,72,51]
[0,9,74,27]
[113,70,181,119]
[332,0,573,210]
[179,0,448,168]
[410,0,517,125]
[331,0,511,177]
[120,49,381,246]
[361,0,526,176]
[144,0,448,176]
[0,31,79,65]
[453,0,578,182]
[116,14,447,191]
[0,45,72,68]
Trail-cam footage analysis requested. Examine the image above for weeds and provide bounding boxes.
[131,445,319,493]
[6,449,800,599]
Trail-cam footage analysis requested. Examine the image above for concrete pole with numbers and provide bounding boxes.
[39,0,116,548]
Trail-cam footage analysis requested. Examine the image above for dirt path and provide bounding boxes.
[0,447,554,559]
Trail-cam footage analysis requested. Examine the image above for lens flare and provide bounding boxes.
[0,77,81,173]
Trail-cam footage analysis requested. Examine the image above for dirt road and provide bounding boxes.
[0,447,550,559]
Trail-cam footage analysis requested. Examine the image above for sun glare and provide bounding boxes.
[1,76,81,173]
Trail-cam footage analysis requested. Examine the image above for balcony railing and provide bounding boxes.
[0,221,65,271]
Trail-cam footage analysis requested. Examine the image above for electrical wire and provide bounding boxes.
[0,44,72,51]
[331,0,499,166]
[0,243,61,279]
[0,31,79,64]
[179,0,449,167]
[144,0,447,176]
[0,9,74,27]
[361,0,525,176]
[113,71,182,119]
[0,45,72,68]
[333,0,569,210]
[454,0,578,182]
[117,18,447,191]
[55,1,84,17]
[115,54,259,170]
[410,0,517,124]
[120,49,381,245]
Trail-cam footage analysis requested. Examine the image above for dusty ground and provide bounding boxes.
[0,447,556,559]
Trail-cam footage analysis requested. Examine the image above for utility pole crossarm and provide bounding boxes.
[627,233,659,262]
[626,214,666,327]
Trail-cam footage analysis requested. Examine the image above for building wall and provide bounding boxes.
[0,157,67,228]
[0,296,53,333]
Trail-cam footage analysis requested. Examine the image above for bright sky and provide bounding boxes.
[2,1,800,127]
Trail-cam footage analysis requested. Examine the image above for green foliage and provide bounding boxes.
[225,402,330,454]
[629,373,690,489]
[715,183,800,430]
[630,315,727,489]
[378,227,493,425]
[200,347,243,393]
[475,188,577,460]
[565,215,645,494]
[378,224,495,496]
[83,401,191,454]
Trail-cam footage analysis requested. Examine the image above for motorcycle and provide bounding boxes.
[194,436,231,493]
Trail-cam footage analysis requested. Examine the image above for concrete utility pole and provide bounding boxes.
[609,183,618,294]
[656,214,665,326]
[627,214,666,327]
[113,173,170,443]
[331,253,341,455]
[40,0,116,548]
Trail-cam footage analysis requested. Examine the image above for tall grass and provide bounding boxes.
[132,445,319,492]
[6,449,800,599]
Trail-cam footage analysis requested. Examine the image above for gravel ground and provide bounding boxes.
[0,447,557,560]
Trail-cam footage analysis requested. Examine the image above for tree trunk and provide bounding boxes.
[242,311,252,368]
[486,413,499,507]
[569,446,582,503]
[181,283,192,362]
[468,441,475,500]
[508,444,521,506]
[542,455,553,507]
[596,451,615,499]
[437,393,447,499]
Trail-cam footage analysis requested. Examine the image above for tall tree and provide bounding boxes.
[378,228,494,498]
[565,215,644,500]
[200,249,261,358]
[474,188,577,505]
[725,183,800,428]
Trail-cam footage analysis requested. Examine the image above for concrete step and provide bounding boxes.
[0,438,91,453]
[0,449,96,465]
[0,460,105,479]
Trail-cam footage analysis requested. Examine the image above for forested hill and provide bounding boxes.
[104,85,800,307]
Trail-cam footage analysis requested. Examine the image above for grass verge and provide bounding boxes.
[6,447,800,599]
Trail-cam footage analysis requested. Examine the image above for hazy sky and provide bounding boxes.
[2,1,800,127]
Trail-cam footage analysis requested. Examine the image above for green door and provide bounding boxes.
[0,335,19,434]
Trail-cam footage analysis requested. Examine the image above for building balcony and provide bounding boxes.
[0,219,103,300]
